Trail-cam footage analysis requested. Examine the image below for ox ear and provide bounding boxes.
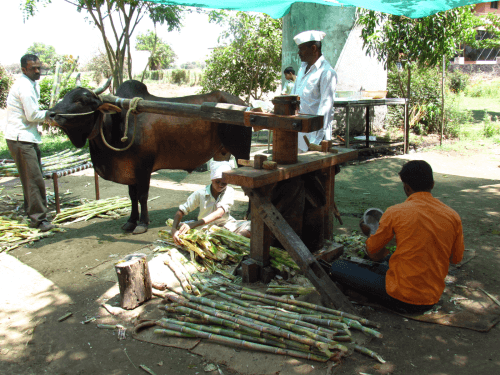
[97,103,122,114]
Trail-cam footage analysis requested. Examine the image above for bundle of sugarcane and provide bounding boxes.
[159,221,300,274]
[0,149,92,177]
[52,196,158,224]
[0,216,63,253]
[154,281,386,364]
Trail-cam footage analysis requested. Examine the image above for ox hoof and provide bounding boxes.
[133,224,148,235]
[122,222,137,232]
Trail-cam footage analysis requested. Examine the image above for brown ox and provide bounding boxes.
[48,80,251,234]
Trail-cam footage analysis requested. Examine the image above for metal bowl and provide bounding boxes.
[363,208,384,234]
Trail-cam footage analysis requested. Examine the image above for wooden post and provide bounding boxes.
[365,106,370,149]
[115,253,152,310]
[94,171,100,200]
[272,95,300,165]
[323,166,335,241]
[52,172,60,214]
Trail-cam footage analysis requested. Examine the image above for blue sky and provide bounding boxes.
[0,0,225,67]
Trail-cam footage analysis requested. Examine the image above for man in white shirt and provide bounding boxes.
[171,161,251,245]
[292,30,337,153]
[4,54,54,232]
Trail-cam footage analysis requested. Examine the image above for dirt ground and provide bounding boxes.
[1,83,500,375]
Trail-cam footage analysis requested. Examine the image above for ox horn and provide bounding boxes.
[93,76,113,95]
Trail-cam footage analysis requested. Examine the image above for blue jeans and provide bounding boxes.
[329,257,434,314]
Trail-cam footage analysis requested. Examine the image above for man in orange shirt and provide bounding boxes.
[330,160,464,313]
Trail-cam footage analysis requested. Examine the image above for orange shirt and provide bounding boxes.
[366,192,464,305]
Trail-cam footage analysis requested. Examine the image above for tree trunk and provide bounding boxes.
[115,253,152,310]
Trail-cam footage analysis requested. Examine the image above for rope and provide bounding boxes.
[97,96,143,152]
[122,97,143,142]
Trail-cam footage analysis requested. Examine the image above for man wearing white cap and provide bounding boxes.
[292,30,337,153]
[171,161,251,245]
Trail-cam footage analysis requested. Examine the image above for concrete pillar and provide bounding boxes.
[282,3,388,135]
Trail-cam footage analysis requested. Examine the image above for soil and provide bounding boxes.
[1,84,500,375]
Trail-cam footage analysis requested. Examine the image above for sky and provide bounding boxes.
[0,0,226,72]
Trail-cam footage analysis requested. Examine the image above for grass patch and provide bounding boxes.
[0,132,83,160]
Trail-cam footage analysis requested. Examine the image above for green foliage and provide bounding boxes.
[449,71,469,93]
[26,42,58,71]
[22,1,184,92]
[464,79,500,98]
[136,30,176,70]
[84,50,115,85]
[201,11,282,102]
[483,111,500,137]
[356,6,479,69]
[171,69,188,84]
[38,76,93,110]
[387,66,472,137]
[0,64,14,109]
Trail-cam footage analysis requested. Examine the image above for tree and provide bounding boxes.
[26,42,58,71]
[201,11,282,102]
[23,0,184,92]
[0,64,14,109]
[356,6,479,143]
[136,30,176,70]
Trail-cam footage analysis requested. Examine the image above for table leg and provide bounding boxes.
[345,104,350,148]
[323,166,335,241]
[365,106,370,148]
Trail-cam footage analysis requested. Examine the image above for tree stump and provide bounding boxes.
[115,253,152,310]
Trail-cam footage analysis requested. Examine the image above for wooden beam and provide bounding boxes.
[223,150,357,189]
[243,187,356,314]
[100,95,323,133]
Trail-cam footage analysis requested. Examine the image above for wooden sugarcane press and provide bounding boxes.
[223,95,358,313]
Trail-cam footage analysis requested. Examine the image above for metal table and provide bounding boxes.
[334,98,408,151]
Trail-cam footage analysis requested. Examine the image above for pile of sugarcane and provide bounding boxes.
[265,283,316,296]
[52,196,159,224]
[158,220,299,275]
[0,215,63,253]
[155,279,386,364]
[334,233,367,258]
[0,149,91,177]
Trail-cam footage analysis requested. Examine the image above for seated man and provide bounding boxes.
[171,161,251,246]
[330,160,464,313]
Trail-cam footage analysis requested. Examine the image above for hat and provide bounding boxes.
[209,160,232,180]
[293,30,326,45]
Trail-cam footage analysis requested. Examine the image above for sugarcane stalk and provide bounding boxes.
[170,287,337,344]
[158,318,293,350]
[168,249,201,295]
[154,328,195,338]
[342,318,383,338]
[165,294,335,357]
[155,320,330,363]
[234,289,380,329]
[161,305,310,352]
[164,254,193,294]
[352,345,386,363]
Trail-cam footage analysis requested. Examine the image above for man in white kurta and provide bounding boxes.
[4,54,54,232]
[292,30,337,153]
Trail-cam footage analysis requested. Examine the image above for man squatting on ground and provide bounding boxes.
[330,160,465,313]
[171,161,251,246]
[4,54,54,232]
[292,30,337,153]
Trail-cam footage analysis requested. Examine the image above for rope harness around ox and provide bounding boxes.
[96,96,143,152]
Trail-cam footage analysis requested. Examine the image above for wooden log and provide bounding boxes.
[237,159,277,170]
[115,253,152,310]
[254,154,268,169]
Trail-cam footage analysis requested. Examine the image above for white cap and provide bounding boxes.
[209,160,232,180]
[293,30,326,45]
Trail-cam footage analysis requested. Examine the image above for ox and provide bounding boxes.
[48,79,252,234]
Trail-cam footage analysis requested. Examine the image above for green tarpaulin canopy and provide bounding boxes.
[147,0,491,19]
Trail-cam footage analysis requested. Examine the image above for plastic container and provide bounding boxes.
[361,90,388,99]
